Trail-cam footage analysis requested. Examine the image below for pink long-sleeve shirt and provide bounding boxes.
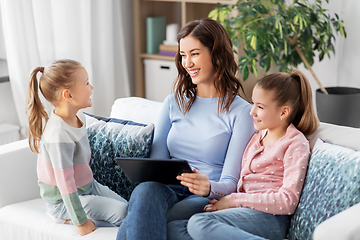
[230,124,310,215]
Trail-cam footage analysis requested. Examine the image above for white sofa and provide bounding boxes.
[0,97,359,240]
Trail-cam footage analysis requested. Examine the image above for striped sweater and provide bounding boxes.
[37,111,93,226]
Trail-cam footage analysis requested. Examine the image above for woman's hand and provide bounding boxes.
[77,219,95,236]
[204,195,231,212]
[177,169,211,197]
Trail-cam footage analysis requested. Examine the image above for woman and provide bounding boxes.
[117,18,255,240]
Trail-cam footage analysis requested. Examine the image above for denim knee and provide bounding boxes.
[167,220,192,240]
[131,182,168,200]
[128,181,178,211]
[187,213,209,240]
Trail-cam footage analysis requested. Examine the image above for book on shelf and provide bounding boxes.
[159,51,176,57]
[146,16,166,54]
[159,44,178,57]
[159,44,178,52]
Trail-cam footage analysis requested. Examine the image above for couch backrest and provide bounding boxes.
[111,97,360,151]
[110,97,163,126]
[307,122,360,151]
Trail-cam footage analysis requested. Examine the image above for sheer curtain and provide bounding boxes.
[0,0,132,135]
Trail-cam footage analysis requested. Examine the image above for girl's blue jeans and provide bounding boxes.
[116,181,210,240]
[168,207,290,240]
[46,179,127,227]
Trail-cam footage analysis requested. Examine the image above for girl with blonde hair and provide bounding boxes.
[27,59,127,236]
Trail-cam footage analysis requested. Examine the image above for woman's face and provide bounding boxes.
[179,35,216,88]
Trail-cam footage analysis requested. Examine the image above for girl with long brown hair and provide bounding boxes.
[171,69,319,240]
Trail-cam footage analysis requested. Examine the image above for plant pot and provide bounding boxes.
[316,87,360,128]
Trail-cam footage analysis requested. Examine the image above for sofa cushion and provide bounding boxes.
[85,113,154,201]
[110,97,163,126]
[0,198,118,240]
[288,138,360,240]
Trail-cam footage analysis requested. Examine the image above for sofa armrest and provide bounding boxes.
[0,139,39,208]
[313,202,360,240]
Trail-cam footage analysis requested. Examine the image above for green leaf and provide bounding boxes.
[278,20,283,38]
[340,21,346,37]
[208,9,218,20]
[290,23,296,32]
[250,35,257,50]
[269,42,275,53]
[265,58,271,72]
[293,15,299,24]
[243,66,249,81]
[250,59,258,77]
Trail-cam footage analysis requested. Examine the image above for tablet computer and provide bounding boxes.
[115,157,193,185]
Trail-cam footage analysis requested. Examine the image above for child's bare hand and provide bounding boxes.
[177,169,211,197]
[204,195,231,212]
[77,219,95,236]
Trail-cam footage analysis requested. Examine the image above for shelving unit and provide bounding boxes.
[133,0,236,97]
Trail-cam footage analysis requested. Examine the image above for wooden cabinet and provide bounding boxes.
[133,0,236,97]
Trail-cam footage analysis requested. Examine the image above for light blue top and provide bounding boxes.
[150,94,255,199]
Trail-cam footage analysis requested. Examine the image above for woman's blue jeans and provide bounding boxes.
[167,207,290,240]
[116,181,210,240]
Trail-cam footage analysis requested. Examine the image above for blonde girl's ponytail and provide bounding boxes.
[27,67,48,153]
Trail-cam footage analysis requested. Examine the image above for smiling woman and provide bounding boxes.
[117,18,256,240]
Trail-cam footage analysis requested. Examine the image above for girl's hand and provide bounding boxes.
[204,195,231,212]
[177,169,211,197]
[77,219,95,236]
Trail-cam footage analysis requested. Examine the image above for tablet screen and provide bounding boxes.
[115,158,192,185]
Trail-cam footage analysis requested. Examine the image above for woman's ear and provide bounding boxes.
[280,106,290,121]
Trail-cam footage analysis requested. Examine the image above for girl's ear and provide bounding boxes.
[280,106,290,121]
[61,89,73,103]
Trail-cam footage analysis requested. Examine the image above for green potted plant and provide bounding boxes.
[209,0,360,128]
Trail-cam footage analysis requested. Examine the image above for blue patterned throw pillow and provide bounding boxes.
[288,138,360,240]
[84,113,154,201]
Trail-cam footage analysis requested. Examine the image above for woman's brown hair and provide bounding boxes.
[173,18,245,114]
[256,69,319,135]
[27,59,82,153]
